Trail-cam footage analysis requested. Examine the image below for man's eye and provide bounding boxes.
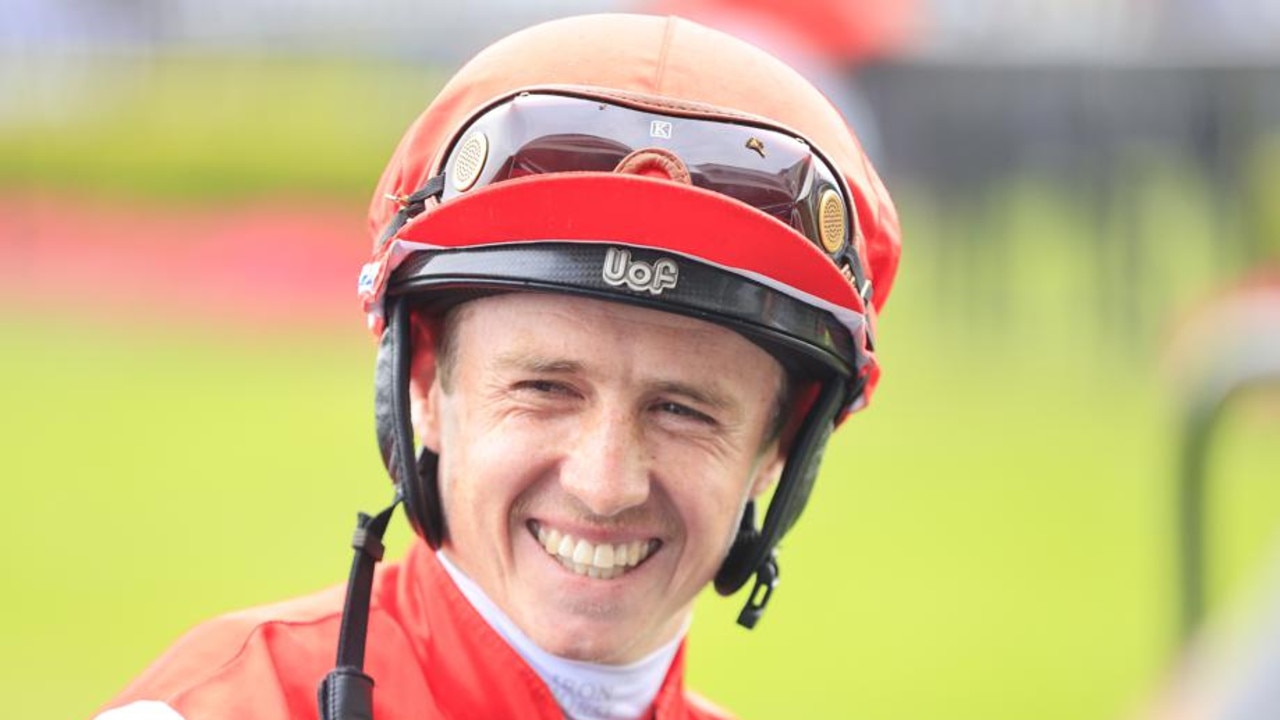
[656,402,715,425]
[515,379,571,396]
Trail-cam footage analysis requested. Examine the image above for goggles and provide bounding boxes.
[436,89,872,305]
[361,88,879,413]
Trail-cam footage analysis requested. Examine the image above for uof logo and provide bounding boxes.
[602,247,679,295]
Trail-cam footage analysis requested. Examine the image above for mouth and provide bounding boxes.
[528,520,660,580]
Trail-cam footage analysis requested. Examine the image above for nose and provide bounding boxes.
[559,407,650,518]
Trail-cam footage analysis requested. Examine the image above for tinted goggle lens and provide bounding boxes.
[440,92,861,277]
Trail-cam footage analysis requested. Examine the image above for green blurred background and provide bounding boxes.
[3,2,1279,719]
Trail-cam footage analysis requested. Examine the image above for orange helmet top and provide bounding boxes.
[367,13,900,341]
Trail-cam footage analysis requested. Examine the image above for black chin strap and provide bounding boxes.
[717,380,844,627]
[317,493,401,720]
[319,173,434,720]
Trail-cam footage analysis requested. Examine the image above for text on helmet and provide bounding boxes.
[602,247,679,295]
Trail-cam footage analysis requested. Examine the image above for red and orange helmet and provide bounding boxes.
[362,14,901,625]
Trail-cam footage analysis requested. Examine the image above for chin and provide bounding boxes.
[540,631,632,664]
[519,608,642,663]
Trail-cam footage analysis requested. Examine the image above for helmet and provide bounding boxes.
[360,13,901,626]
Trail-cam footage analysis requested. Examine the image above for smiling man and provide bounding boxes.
[96,13,900,720]
[421,293,789,668]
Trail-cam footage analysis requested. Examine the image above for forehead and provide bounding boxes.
[447,292,783,386]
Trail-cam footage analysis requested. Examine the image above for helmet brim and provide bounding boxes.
[395,172,865,319]
[386,172,872,396]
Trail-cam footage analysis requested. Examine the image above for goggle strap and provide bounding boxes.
[374,173,446,252]
[403,174,447,207]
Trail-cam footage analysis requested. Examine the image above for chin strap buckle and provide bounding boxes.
[736,553,779,629]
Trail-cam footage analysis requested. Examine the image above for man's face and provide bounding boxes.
[413,293,786,664]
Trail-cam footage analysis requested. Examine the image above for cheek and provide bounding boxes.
[662,450,758,547]
[437,415,553,527]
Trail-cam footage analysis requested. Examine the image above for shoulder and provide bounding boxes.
[94,584,350,720]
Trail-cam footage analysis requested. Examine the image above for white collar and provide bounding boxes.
[437,551,686,720]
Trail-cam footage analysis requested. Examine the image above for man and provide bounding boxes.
[96,13,900,720]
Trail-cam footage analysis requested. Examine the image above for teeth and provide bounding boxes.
[593,544,615,569]
[530,522,657,579]
[572,539,593,564]
[542,528,561,555]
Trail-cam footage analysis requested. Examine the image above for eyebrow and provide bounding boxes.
[494,351,584,375]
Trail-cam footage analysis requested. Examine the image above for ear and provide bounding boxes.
[748,439,786,500]
[408,313,444,454]
[748,378,817,499]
